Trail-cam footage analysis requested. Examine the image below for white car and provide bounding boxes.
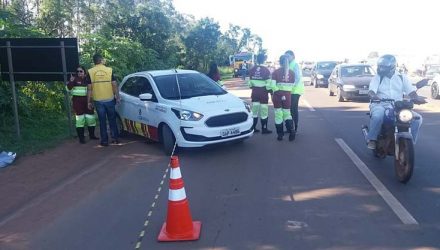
[116,70,254,154]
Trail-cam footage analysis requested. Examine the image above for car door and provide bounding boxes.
[134,76,160,141]
[119,76,142,134]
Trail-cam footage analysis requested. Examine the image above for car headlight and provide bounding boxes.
[317,74,324,79]
[243,101,251,113]
[171,108,204,121]
[398,109,413,123]
[342,84,355,90]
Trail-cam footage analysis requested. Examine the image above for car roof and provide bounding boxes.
[128,69,200,78]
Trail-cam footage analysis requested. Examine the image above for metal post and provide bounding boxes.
[60,41,74,136]
[6,41,20,139]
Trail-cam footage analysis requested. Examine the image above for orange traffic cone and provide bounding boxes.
[158,156,202,241]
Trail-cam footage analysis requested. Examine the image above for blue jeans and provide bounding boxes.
[94,99,118,144]
[367,103,422,143]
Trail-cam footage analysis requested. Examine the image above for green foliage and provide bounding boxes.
[0,9,43,37]
[219,66,233,80]
[80,34,161,80]
[0,113,70,155]
[184,18,221,71]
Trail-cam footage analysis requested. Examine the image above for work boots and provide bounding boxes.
[275,124,284,141]
[88,126,99,140]
[252,117,260,133]
[76,127,86,144]
[285,120,296,141]
[261,118,272,134]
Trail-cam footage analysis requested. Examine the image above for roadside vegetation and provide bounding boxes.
[0,0,267,155]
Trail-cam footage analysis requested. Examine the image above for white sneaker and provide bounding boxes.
[367,140,376,150]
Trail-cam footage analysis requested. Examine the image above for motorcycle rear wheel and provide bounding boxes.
[394,138,414,184]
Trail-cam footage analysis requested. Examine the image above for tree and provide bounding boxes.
[184,17,221,70]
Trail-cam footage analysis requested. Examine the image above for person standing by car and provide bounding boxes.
[366,54,425,149]
[241,61,248,80]
[285,50,303,134]
[86,54,120,147]
[207,62,224,89]
[247,53,272,134]
[67,66,99,144]
[271,55,296,141]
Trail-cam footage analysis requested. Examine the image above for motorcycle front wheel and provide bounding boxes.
[394,138,414,183]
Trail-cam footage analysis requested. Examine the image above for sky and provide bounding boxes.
[173,0,439,67]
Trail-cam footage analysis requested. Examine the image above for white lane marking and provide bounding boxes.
[335,138,418,225]
[301,98,315,111]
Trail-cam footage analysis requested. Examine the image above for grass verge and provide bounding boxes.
[0,114,71,156]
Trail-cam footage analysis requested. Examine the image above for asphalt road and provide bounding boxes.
[1,79,439,250]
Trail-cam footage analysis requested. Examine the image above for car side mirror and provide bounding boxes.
[415,79,428,89]
[139,93,153,101]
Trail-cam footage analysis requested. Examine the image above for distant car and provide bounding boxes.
[302,68,312,86]
[116,70,254,155]
[301,61,314,70]
[310,61,338,88]
[431,73,440,99]
[328,64,375,102]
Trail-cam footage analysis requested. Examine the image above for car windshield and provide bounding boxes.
[341,65,375,77]
[154,73,227,100]
[317,62,337,70]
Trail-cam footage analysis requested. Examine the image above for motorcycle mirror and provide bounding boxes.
[415,79,429,89]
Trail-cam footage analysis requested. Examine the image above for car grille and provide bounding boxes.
[205,112,248,127]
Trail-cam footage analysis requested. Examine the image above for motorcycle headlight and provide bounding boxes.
[243,101,251,113]
[317,74,324,79]
[398,109,413,123]
[171,108,204,121]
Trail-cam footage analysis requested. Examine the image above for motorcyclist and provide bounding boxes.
[366,54,425,149]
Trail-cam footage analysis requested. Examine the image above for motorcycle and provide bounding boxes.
[361,79,428,183]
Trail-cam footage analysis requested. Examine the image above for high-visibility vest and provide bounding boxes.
[89,65,114,101]
[290,61,305,95]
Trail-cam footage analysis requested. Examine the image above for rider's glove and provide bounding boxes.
[412,96,427,105]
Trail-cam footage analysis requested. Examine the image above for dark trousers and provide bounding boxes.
[290,94,300,130]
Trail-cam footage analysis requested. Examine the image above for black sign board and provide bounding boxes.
[0,38,79,81]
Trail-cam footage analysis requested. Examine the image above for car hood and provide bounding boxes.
[169,93,245,113]
[341,76,373,86]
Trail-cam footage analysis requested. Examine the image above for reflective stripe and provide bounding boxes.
[169,187,187,201]
[170,167,182,179]
[276,82,294,87]
[249,79,268,87]
[72,86,87,96]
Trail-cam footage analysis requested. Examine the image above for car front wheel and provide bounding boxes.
[162,124,177,155]
[337,87,345,102]
[431,82,439,99]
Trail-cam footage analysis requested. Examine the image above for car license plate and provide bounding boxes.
[220,128,240,137]
[359,89,369,95]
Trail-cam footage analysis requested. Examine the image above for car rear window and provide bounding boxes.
[317,62,337,70]
[154,73,226,100]
[341,66,374,77]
